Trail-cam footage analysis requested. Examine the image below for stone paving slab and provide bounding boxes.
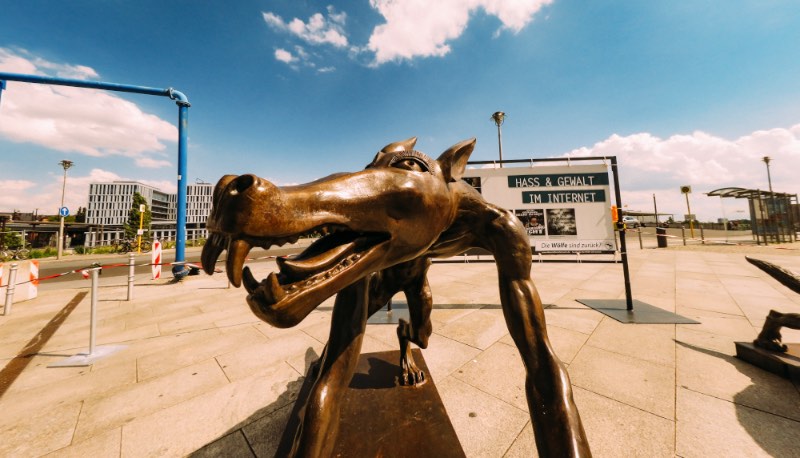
[0,245,799,457]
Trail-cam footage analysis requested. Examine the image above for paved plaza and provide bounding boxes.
[1,239,799,457]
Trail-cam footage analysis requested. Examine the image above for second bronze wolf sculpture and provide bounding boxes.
[202,138,591,457]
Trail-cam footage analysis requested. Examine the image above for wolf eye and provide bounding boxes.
[392,157,428,172]
[388,151,432,172]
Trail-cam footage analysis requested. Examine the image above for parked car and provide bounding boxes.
[622,215,641,228]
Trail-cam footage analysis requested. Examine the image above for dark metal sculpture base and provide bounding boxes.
[276,349,465,458]
[735,342,800,382]
[577,299,700,324]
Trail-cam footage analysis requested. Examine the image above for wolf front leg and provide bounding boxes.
[367,259,434,386]
[397,259,434,386]
[484,208,591,457]
[499,275,591,457]
[290,278,369,458]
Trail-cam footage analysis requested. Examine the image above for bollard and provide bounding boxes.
[49,266,126,367]
[656,226,668,248]
[127,252,135,301]
[681,226,686,246]
[89,267,99,355]
[3,263,18,316]
[700,225,705,245]
[637,228,643,249]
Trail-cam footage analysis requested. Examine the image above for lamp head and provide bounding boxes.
[491,111,506,127]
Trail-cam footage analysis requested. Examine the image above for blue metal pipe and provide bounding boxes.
[172,104,190,278]
[0,72,191,277]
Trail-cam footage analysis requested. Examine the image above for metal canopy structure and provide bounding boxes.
[707,186,798,244]
[0,72,192,278]
[707,187,795,200]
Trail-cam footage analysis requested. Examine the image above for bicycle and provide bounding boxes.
[114,238,152,253]
[136,239,152,253]
[0,246,30,261]
[112,239,132,254]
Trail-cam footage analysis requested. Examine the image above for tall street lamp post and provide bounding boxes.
[680,185,695,239]
[491,111,506,168]
[763,156,776,242]
[57,159,74,260]
[763,156,774,194]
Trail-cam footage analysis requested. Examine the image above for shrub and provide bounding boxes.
[89,245,118,255]
[29,247,57,259]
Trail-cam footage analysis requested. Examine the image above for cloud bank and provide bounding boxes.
[565,125,800,220]
[0,48,177,166]
[0,168,175,215]
[367,0,553,64]
[263,6,349,48]
[263,1,551,69]
[263,6,348,72]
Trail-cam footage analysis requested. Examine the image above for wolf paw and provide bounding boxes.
[400,358,426,386]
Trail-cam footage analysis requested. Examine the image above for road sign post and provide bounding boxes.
[137,204,145,254]
[58,206,70,260]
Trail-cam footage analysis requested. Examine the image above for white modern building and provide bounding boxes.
[85,181,213,246]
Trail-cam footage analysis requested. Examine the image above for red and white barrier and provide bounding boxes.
[0,260,38,303]
[151,239,162,280]
[28,260,39,298]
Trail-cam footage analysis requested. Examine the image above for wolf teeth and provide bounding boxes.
[265,272,286,303]
[242,266,259,293]
[202,233,227,275]
[226,239,252,287]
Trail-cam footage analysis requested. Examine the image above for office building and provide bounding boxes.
[85,181,213,246]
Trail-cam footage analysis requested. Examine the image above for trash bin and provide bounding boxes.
[656,226,668,248]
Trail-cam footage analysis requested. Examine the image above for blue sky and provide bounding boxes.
[1,0,799,221]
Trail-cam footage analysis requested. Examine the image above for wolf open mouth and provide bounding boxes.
[202,225,389,326]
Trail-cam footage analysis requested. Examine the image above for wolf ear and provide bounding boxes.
[380,137,418,153]
[369,137,418,168]
[437,138,475,183]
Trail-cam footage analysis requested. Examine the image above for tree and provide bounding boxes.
[124,193,152,240]
[1,230,22,249]
[75,206,86,223]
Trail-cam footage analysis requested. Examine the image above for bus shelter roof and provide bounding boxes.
[706,187,795,199]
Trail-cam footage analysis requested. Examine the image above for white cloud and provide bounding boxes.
[33,58,99,80]
[0,168,176,215]
[263,2,549,68]
[274,48,296,64]
[273,46,335,73]
[367,0,552,64]
[0,48,177,165]
[564,125,800,221]
[262,6,348,48]
[135,157,172,168]
[0,180,38,213]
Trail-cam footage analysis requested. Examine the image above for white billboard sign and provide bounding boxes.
[463,163,615,253]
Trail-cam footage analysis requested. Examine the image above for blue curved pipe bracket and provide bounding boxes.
[0,72,191,280]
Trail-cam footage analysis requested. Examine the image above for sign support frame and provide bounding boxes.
[468,155,697,324]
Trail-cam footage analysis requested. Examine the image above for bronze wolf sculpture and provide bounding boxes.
[202,138,591,457]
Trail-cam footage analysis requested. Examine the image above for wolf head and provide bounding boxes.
[202,138,475,327]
